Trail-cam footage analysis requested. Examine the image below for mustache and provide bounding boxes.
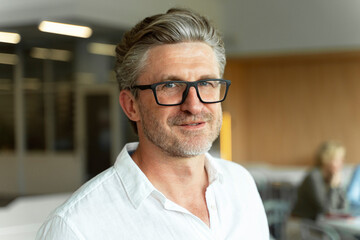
[168,112,213,125]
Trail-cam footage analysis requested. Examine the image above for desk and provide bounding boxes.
[318,215,360,236]
[0,193,70,240]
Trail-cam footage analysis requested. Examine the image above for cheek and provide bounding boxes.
[210,104,222,119]
[148,106,174,127]
[142,92,157,105]
[335,162,343,170]
[204,101,218,110]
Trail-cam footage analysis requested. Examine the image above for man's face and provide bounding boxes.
[135,42,223,158]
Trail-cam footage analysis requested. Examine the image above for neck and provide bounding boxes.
[132,142,210,226]
[132,143,209,197]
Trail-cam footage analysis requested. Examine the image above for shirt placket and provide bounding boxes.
[161,198,213,240]
[206,184,222,240]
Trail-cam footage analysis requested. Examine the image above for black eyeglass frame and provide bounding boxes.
[132,79,231,106]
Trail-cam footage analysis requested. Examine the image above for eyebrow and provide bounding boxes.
[159,74,219,82]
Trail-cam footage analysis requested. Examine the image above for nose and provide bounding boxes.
[180,86,203,114]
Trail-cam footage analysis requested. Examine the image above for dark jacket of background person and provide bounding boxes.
[292,167,347,220]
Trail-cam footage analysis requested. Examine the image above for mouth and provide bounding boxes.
[179,122,206,128]
[169,113,213,130]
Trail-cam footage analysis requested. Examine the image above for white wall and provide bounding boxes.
[224,0,360,55]
[0,0,223,30]
[0,154,83,195]
[3,0,360,55]
[0,0,75,27]
[70,0,360,55]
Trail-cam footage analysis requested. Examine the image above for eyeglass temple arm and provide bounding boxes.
[132,85,152,90]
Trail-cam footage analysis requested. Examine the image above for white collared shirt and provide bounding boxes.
[36,142,269,240]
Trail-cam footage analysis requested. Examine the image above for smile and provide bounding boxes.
[179,122,206,128]
[182,123,200,126]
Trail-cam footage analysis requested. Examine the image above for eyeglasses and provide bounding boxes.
[132,79,231,106]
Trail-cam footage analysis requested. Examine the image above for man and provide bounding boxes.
[37,8,269,239]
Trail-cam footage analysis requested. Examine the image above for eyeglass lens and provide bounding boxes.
[155,80,227,105]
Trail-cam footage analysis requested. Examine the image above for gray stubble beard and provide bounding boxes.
[140,108,222,158]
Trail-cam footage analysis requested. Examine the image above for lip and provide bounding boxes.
[178,121,206,129]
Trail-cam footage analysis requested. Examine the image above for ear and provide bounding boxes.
[119,90,140,122]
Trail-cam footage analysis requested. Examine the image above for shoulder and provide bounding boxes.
[212,156,253,176]
[57,167,117,215]
[43,167,118,224]
[305,168,322,182]
[298,168,325,192]
[210,156,257,188]
[36,215,80,240]
[37,167,120,238]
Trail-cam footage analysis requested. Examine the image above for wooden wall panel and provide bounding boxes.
[223,61,248,163]
[224,52,360,166]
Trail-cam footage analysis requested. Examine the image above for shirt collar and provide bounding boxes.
[114,143,224,209]
[205,152,224,185]
[114,142,155,209]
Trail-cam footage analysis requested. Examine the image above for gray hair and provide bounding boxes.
[115,8,226,95]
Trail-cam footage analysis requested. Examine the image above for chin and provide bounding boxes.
[173,141,213,157]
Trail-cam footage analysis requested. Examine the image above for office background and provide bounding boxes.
[1,0,360,196]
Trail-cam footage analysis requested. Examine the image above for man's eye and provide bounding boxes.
[157,82,180,92]
[199,81,213,87]
[164,82,177,88]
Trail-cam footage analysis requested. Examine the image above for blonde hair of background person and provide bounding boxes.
[315,141,346,188]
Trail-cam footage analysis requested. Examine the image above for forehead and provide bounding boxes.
[149,42,215,59]
[140,42,220,82]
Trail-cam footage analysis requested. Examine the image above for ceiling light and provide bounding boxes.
[0,53,18,65]
[0,78,12,91]
[24,78,41,90]
[38,21,92,38]
[49,49,72,61]
[30,47,72,61]
[87,42,116,56]
[0,31,21,44]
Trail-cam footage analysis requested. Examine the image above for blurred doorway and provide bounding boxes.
[85,94,111,179]
[76,83,121,181]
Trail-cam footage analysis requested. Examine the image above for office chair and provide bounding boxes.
[264,199,291,240]
[300,219,340,240]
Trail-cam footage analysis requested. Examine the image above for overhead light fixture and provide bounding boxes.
[0,53,18,65]
[24,78,41,90]
[30,47,72,61]
[87,42,116,56]
[76,73,96,84]
[0,79,12,91]
[0,31,21,44]
[38,21,92,38]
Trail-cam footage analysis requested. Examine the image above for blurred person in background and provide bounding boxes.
[36,8,269,239]
[292,141,348,220]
